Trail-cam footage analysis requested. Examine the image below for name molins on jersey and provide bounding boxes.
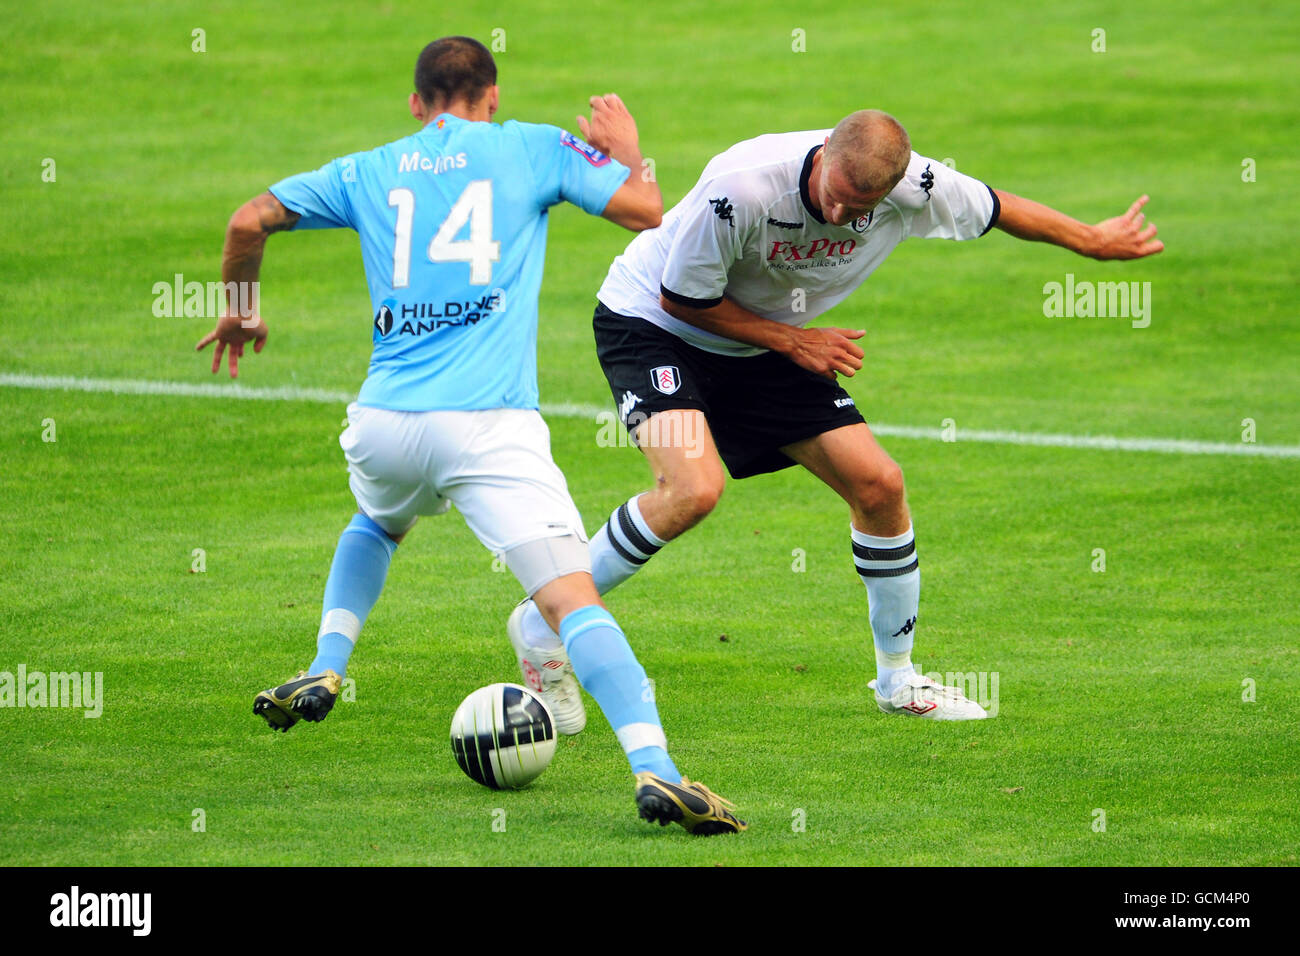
[767,237,857,262]
[397,151,468,174]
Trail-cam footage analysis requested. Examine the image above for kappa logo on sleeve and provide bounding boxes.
[560,130,611,166]
[920,163,935,201]
[708,196,735,227]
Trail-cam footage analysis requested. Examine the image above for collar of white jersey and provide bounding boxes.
[798,144,825,224]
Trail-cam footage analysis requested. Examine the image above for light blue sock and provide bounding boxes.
[559,605,680,783]
[309,513,397,678]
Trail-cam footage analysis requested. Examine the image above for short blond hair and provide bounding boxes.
[825,110,911,194]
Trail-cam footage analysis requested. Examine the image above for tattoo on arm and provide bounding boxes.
[251,191,300,233]
[222,192,298,290]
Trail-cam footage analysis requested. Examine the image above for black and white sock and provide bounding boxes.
[590,494,667,593]
[851,523,920,694]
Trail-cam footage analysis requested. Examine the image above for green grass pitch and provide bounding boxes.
[2,0,1297,866]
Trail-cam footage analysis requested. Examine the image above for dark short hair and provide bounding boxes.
[414,36,497,108]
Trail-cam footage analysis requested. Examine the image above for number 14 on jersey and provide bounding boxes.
[388,180,501,288]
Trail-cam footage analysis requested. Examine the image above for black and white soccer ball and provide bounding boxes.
[450,682,557,790]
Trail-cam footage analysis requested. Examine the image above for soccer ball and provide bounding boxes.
[450,682,557,789]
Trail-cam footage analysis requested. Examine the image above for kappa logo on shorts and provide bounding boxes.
[651,365,681,395]
[618,390,643,423]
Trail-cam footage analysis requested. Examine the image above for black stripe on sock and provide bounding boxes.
[617,503,661,558]
[856,558,919,578]
[605,519,648,566]
[852,539,915,562]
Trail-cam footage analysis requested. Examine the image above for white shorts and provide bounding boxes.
[341,404,590,583]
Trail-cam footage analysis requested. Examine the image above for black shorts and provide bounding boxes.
[593,302,866,479]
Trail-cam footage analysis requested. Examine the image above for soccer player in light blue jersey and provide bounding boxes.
[195,37,744,834]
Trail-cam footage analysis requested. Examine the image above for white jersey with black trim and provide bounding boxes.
[596,130,1000,356]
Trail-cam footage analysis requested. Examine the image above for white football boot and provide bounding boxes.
[507,601,587,735]
[869,672,989,720]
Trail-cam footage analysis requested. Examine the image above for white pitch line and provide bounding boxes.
[0,372,355,405]
[3,372,1297,459]
[866,424,1299,459]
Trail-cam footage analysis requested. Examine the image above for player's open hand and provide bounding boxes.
[195,311,268,379]
[1090,195,1165,260]
[787,326,866,379]
[577,93,639,162]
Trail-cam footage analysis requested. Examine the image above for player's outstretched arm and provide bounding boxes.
[660,295,865,380]
[993,190,1164,260]
[195,192,300,378]
[578,93,662,231]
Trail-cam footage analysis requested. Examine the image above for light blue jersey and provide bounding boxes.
[269,114,629,411]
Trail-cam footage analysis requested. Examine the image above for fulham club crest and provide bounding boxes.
[651,365,681,395]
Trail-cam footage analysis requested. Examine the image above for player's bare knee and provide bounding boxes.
[685,473,724,521]
[880,461,906,501]
[661,470,723,533]
[851,462,905,515]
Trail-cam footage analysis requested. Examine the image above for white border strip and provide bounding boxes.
[3,372,1296,459]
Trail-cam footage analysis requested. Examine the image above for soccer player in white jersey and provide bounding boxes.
[509,109,1163,723]
[195,37,744,834]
